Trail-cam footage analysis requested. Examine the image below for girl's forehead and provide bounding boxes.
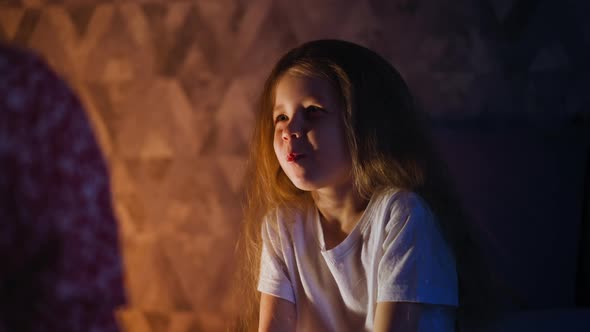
[273,73,339,106]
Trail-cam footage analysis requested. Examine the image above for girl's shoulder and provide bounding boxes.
[262,204,312,234]
[372,188,429,213]
[370,188,435,230]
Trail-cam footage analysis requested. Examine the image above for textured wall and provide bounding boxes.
[0,0,587,331]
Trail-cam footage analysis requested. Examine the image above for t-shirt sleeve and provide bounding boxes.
[257,218,296,303]
[377,193,458,306]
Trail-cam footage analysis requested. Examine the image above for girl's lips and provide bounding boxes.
[287,153,305,162]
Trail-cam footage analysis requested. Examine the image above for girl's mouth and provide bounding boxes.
[287,153,305,162]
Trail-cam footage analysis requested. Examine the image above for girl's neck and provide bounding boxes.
[311,183,369,235]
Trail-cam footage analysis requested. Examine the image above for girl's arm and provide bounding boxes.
[259,293,296,332]
[373,301,423,332]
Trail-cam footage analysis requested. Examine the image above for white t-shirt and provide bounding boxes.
[258,189,458,332]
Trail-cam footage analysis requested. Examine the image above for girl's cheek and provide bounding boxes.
[273,131,284,152]
[274,126,284,141]
[272,141,282,161]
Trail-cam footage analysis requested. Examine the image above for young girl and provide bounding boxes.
[238,39,493,332]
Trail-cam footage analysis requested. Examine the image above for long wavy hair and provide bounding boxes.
[233,39,498,331]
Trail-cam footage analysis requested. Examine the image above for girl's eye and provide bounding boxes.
[275,114,288,123]
[305,105,324,114]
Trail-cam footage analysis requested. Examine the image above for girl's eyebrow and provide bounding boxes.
[272,104,285,113]
[273,97,324,113]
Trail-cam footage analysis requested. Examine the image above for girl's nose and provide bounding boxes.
[282,128,301,140]
[282,116,303,140]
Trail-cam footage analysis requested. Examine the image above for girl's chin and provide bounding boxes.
[290,181,315,192]
[288,174,354,193]
[290,178,335,192]
[288,178,319,192]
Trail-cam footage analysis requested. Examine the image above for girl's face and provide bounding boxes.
[272,73,352,192]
